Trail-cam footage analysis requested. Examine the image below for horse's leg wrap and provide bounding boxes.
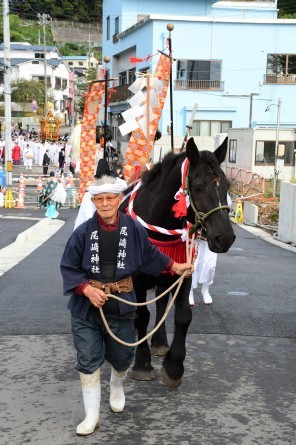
[76,368,101,436]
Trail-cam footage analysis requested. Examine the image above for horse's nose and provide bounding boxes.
[214,233,236,252]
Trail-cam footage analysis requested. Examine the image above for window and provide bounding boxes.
[32,76,51,87]
[266,54,296,84]
[55,77,62,89]
[107,16,110,40]
[54,100,59,111]
[68,61,73,66]
[35,53,44,59]
[115,17,119,34]
[229,139,237,163]
[255,141,295,166]
[176,59,222,90]
[128,68,136,84]
[79,61,83,66]
[119,71,127,85]
[62,79,67,89]
[191,120,231,137]
[60,100,65,111]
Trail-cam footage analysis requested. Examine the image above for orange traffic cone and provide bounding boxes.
[19,173,25,189]
[16,190,25,208]
[37,176,43,191]
[16,176,26,208]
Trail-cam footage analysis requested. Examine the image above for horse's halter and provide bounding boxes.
[185,169,230,234]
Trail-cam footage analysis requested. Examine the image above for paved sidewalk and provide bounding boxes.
[1,333,295,445]
[0,209,295,445]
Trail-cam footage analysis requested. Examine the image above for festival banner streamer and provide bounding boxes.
[121,53,172,180]
[79,77,105,202]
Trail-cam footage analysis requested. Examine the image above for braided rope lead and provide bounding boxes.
[99,269,186,347]
[98,232,196,347]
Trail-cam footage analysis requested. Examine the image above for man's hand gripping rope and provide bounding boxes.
[93,232,195,347]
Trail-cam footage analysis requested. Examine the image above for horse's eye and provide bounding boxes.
[194,184,204,193]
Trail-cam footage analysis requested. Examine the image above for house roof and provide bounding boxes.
[63,56,88,60]
[0,58,67,69]
[0,43,58,52]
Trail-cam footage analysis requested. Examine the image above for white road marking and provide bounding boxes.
[0,218,64,277]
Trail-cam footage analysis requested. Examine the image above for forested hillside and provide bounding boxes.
[9,0,102,23]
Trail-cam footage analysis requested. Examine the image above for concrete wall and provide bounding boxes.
[275,182,296,244]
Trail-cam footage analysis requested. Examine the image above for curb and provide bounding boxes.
[234,221,296,253]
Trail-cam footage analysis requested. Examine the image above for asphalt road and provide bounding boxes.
[0,207,295,445]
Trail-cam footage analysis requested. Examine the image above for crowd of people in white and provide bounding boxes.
[0,136,74,172]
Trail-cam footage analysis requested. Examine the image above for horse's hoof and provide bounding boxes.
[160,366,182,389]
[130,368,156,381]
[150,345,169,357]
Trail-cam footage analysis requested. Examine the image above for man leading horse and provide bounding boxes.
[60,172,193,436]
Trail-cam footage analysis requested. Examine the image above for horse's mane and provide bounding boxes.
[141,149,222,186]
[141,151,186,186]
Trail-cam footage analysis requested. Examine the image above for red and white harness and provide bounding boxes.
[126,158,195,265]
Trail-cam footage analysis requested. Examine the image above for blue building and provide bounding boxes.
[102,0,296,165]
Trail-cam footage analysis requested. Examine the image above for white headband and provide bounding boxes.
[88,177,128,196]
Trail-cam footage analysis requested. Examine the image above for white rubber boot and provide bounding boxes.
[201,284,213,305]
[110,368,128,413]
[189,289,195,306]
[76,368,101,436]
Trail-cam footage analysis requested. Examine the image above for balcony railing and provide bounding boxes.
[264,74,296,84]
[174,79,224,91]
[109,84,132,103]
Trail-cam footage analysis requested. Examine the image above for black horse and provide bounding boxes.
[120,137,235,388]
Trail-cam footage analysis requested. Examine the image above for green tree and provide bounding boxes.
[11,79,46,113]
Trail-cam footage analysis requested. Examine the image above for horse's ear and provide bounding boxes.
[186,137,200,165]
[214,137,228,164]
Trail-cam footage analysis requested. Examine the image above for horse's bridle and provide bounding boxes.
[185,175,230,234]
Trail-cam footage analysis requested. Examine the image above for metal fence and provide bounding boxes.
[8,185,79,209]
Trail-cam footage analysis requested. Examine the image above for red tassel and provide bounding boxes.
[172,195,187,218]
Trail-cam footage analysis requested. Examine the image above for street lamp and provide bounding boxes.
[37,13,52,116]
[265,98,282,198]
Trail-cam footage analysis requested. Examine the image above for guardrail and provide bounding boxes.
[5,185,79,209]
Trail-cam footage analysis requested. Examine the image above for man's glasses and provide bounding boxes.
[92,194,119,204]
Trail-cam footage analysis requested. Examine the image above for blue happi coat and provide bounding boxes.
[60,211,171,320]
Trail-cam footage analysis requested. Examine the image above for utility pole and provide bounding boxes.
[274,98,282,198]
[265,98,282,198]
[37,13,52,116]
[3,0,12,186]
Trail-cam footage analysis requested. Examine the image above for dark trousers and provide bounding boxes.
[43,166,48,175]
[71,314,135,374]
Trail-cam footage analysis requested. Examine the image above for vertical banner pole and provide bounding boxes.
[167,23,174,152]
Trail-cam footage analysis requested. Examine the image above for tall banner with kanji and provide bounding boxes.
[79,79,105,201]
[120,54,172,180]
